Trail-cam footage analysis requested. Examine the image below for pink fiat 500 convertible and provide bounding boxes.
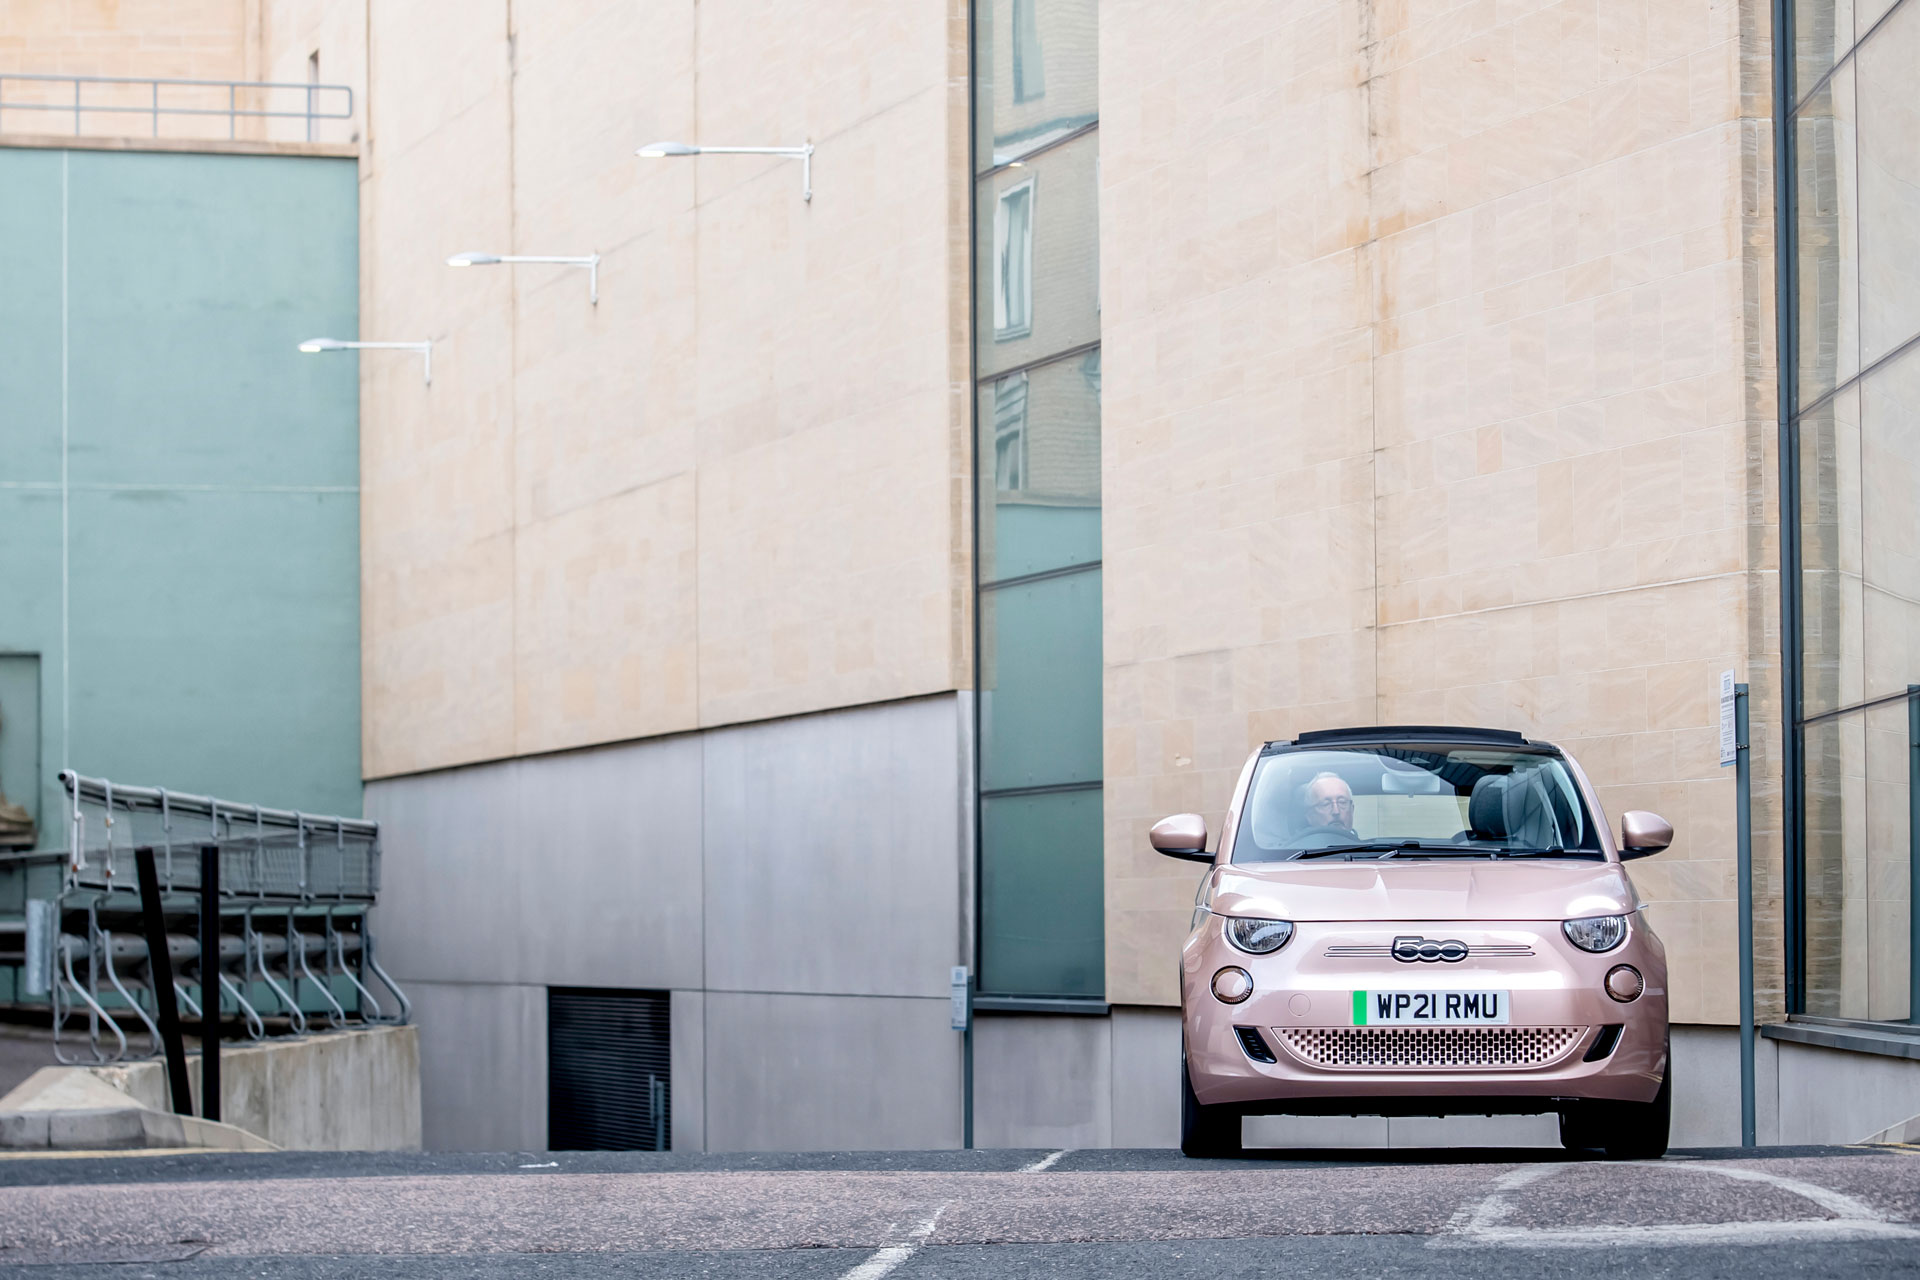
[1157,726,1672,1159]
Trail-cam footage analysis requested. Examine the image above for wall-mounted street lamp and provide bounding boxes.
[297,337,433,385]
[446,251,600,305]
[637,140,814,202]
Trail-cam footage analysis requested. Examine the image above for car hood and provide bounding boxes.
[1209,859,1638,923]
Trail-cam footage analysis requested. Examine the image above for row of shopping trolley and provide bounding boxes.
[0,771,408,1066]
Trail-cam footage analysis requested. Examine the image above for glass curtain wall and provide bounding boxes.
[972,0,1104,999]
[1789,0,1920,1020]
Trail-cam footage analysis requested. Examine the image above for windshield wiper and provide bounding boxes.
[1490,845,1604,859]
[1293,840,1462,860]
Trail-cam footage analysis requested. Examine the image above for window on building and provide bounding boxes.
[1784,0,1920,1021]
[994,178,1035,341]
[993,373,1029,492]
[1012,0,1046,102]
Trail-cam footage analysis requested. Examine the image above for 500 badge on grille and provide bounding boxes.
[1351,990,1511,1025]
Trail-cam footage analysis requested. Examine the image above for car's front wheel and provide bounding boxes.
[1180,1044,1242,1158]
[1560,1049,1671,1160]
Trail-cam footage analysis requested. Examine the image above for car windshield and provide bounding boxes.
[1230,743,1604,862]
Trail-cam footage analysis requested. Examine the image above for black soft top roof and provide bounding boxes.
[1273,725,1536,749]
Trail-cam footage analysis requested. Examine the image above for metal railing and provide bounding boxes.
[0,772,406,1067]
[0,73,353,142]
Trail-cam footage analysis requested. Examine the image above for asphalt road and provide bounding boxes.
[1,1144,1916,1277]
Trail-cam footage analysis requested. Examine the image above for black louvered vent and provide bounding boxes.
[548,987,671,1151]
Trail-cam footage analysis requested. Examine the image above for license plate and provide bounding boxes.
[1352,990,1510,1025]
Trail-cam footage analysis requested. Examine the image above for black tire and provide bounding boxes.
[1558,1103,1606,1153]
[1603,1057,1671,1160]
[1180,1048,1242,1158]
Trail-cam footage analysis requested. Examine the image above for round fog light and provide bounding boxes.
[1212,966,1253,1004]
[1605,964,1644,1002]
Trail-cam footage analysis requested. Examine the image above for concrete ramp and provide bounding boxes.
[0,1024,417,1152]
[0,1065,275,1151]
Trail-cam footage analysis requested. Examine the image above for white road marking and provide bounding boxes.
[1433,1159,1920,1249]
[1020,1149,1068,1174]
[838,1204,947,1280]
[517,1162,559,1169]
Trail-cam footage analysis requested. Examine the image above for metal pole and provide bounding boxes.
[198,844,221,1122]
[963,977,975,1150]
[1737,683,1756,1147]
[134,847,193,1115]
[1772,0,1806,1017]
[1909,685,1919,1025]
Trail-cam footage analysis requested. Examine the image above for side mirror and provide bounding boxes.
[1620,810,1673,859]
[1150,813,1212,862]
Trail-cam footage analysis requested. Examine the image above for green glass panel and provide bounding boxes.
[979,568,1102,792]
[977,349,1101,583]
[980,788,1104,998]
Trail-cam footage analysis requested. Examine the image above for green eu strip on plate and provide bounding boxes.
[1352,990,1367,1025]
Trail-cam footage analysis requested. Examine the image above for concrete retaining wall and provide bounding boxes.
[100,1025,420,1151]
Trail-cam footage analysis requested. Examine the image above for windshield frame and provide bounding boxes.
[1228,739,1607,865]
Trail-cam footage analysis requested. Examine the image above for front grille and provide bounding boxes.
[1276,1025,1585,1070]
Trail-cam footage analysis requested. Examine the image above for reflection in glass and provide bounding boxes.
[994,179,1035,340]
[975,131,1101,377]
[1853,0,1920,367]
[977,350,1101,585]
[974,0,1096,170]
[1794,64,1859,408]
[1802,699,1914,1021]
[973,0,1101,1001]
[1012,0,1046,102]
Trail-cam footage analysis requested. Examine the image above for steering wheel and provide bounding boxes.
[1290,824,1361,849]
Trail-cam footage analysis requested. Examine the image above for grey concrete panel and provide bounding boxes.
[671,989,704,1153]
[702,991,961,1152]
[513,736,704,990]
[1109,1007,1179,1148]
[408,981,546,1152]
[702,696,966,1000]
[368,734,705,991]
[368,761,525,985]
[1777,1037,1920,1144]
[973,1013,1111,1149]
[1670,1023,1781,1147]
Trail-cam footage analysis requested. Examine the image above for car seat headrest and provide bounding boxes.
[1467,775,1510,840]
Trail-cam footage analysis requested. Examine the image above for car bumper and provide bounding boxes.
[1181,916,1668,1113]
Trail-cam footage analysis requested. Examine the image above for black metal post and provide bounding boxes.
[1736,685,1756,1147]
[1772,0,1806,1015]
[133,846,193,1116]
[1909,686,1919,1025]
[198,843,220,1122]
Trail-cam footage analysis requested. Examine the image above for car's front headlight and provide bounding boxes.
[1225,916,1295,954]
[1563,914,1629,953]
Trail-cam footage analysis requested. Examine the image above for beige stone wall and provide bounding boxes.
[349,0,971,778]
[0,1,362,144]
[1101,0,1783,1024]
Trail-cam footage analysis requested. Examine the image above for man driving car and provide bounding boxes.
[1302,771,1358,838]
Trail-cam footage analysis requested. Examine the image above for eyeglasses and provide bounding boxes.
[1309,796,1355,813]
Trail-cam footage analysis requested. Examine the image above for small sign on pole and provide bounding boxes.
[1719,670,1738,767]
[950,965,971,1032]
